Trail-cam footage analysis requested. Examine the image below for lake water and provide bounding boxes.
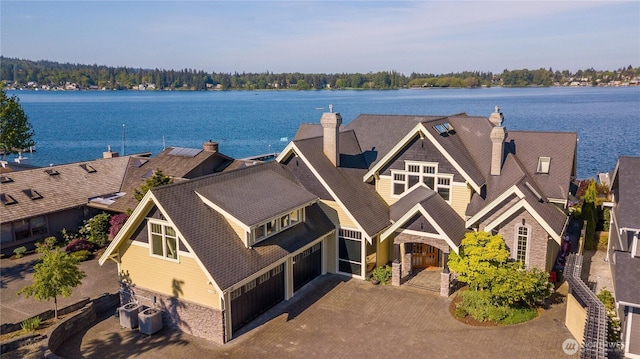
[6,87,640,179]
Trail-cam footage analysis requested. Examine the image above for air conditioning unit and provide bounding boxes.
[138,308,163,335]
[119,303,141,329]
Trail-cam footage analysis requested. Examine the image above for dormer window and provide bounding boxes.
[537,157,551,174]
[250,208,303,246]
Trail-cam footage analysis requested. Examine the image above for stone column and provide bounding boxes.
[440,252,451,297]
[392,261,401,286]
[402,243,412,278]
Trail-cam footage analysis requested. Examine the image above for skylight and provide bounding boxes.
[80,164,97,173]
[433,122,455,136]
[0,193,17,205]
[22,189,43,200]
[131,159,148,168]
[537,157,551,174]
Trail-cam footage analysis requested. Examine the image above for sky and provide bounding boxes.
[1,1,638,75]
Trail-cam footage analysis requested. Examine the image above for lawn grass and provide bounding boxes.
[499,307,538,325]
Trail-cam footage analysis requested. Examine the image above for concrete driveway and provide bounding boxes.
[0,252,119,326]
[56,274,577,359]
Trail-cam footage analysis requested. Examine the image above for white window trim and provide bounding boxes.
[336,227,364,279]
[249,208,304,247]
[389,161,453,203]
[148,219,179,262]
[514,223,531,267]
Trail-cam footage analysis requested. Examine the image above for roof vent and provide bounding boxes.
[0,176,13,183]
[44,169,59,176]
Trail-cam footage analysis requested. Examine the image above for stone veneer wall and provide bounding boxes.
[121,285,225,344]
[493,210,549,271]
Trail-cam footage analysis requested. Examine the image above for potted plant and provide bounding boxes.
[370,265,391,285]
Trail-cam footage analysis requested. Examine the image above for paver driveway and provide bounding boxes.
[57,274,577,359]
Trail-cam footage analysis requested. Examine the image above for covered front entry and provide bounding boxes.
[411,243,441,269]
[230,263,285,335]
[293,242,322,292]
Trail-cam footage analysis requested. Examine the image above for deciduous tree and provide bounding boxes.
[18,238,86,319]
[0,86,35,158]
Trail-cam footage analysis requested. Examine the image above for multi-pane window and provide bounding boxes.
[338,229,363,276]
[251,208,303,246]
[516,225,529,263]
[391,162,452,201]
[6,216,48,242]
[150,222,178,260]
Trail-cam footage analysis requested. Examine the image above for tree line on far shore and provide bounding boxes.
[1,56,638,91]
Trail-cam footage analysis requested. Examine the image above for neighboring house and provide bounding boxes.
[100,107,577,343]
[1,155,131,255]
[88,141,237,214]
[0,141,237,255]
[607,156,640,359]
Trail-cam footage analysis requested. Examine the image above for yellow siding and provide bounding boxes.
[376,177,397,205]
[226,219,247,245]
[119,242,220,309]
[377,235,391,266]
[546,239,561,273]
[319,200,356,228]
[451,183,470,218]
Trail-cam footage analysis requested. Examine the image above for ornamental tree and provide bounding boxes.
[133,169,173,202]
[18,237,86,319]
[0,87,35,158]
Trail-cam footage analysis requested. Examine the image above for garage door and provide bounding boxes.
[293,242,322,292]
[230,263,285,334]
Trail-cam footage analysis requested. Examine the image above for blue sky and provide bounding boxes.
[1,1,638,75]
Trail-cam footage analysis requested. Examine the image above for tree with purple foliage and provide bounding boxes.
[109,213,129,239]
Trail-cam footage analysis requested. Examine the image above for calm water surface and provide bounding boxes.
[7,87,640,179]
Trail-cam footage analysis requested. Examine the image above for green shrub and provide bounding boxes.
[597,232,609,250]
[500,307,538,325]
[13,246,27,258]
[597,289,621,343]
[459,290,493,322]
[21,316,41,332]
[79,213,111,247]
[370,265,392,284]
[454,305,468,318]
[70,250,92,261]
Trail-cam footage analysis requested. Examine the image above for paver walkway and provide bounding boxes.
[57,274,577,359]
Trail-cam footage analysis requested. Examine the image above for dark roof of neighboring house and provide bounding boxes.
[0,156,131,223]
[390,186,467,246]
[292,131,390,238]
[93,146,235,213]
[612,156,640,230]
[611,251,640,306]
[150,161,334,290]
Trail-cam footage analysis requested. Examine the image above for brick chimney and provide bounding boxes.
[320,105,342,167]
[489,106,505,176]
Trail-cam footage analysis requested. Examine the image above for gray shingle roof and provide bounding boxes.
[195,166,318,226]
[293,131,390,238]
[150,162,334,290]
[611,251,640,305]
[390,186,467,247]
[613,156,640,230]
[1,156,130,223]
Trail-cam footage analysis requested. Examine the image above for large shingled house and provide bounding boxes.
[100,106,577,343]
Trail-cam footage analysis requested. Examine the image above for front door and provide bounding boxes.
[411,243,440,269]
